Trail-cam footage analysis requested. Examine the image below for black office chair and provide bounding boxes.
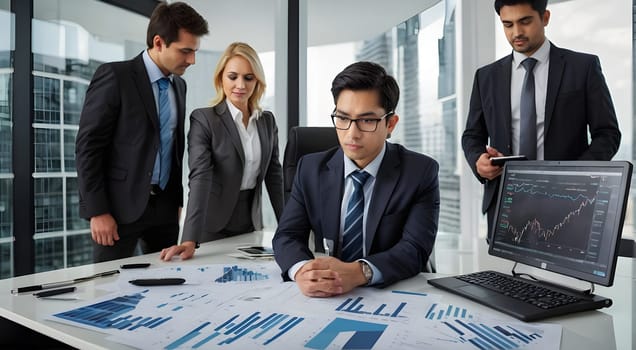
[282,126,436,273]
[618,238,635,257]
[283,126,339,203]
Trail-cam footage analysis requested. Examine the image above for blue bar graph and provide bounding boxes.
[53,291,175,332]
[214,265,270,283]
[425,303,472,320]
[305,317,387,350]
[441,318,544,350]
[335,296,408,318]
[163,311,304,348]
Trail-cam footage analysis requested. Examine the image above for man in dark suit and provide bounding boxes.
[75,2,208,262]
[462,0,621,237]
[273,61,440,298]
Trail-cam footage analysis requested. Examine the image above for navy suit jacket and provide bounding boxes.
[462,43,621,217]
[273,142,440,287]
[76,53,186,224]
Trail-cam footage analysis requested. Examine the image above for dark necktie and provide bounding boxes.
[342,170,371,262]
[520,57,538,160]
[157,78,172,189]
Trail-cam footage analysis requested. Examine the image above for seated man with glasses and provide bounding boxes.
[273,61,440,297]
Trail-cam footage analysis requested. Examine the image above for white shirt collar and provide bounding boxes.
[343,142,386,179]
[513,38,551,68]
[225,99,259,123]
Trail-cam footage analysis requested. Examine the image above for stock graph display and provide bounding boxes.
[493,171,614,262]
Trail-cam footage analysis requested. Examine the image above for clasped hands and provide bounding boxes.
[294,257,367,298]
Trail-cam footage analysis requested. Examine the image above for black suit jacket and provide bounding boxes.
[273,143,440,287]
[76,53,185,224]
[462,43,621,216]
[181,102,284,242]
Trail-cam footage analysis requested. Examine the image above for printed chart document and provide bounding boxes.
[48,261,562,349]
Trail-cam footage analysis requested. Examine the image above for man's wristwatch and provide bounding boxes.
[359,261,373,285]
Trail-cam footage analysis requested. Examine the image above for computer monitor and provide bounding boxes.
[489,160,632,287]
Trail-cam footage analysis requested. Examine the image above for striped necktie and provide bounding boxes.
[341,170,371,262]
[157,77,172,189]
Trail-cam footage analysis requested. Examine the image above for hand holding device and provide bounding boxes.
[490,155,527,166]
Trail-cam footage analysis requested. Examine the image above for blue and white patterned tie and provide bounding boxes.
[342,170,371,262]
[157,77,172,189]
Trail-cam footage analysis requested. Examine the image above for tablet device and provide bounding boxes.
[237,246,275,257]
[490,155,527,166]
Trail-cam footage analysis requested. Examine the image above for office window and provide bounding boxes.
[306,1,459,236]
[0,0,12,279]
[30,0,149,272]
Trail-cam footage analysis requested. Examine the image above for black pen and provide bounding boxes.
[34,286,76,298]
[11,270,120,294]
[129,278,186,286]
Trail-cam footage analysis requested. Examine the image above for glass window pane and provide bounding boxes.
[0,242,11,279]
[63,80,87,125]
[35,237,64,273]
[66,177,87,231]
[66,234,92,267]
[64,129,77,172]
[0,0,12,278]
[0,178,11,238]
[34,128,61,172]
[33,76,61,124]
[34,177,63,233]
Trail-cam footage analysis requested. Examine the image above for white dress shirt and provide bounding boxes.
[226,100,262,190]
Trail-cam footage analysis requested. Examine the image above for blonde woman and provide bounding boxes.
[160,42,284,260]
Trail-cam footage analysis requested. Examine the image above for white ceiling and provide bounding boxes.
[35,0,441,53]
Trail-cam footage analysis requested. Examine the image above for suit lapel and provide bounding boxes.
[216,103,246,165]
[255,113,270,184]
[545,43,564,135]
[365,143,400,252]
[497,55,513,147]
[323,150,345,250]
[132,54,159,131]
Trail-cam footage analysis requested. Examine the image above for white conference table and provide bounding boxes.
[0,231,633,350]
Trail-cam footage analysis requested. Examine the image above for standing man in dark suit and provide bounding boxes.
[273,61,440,298]
[75,2,209,262]
[462,0,621,237]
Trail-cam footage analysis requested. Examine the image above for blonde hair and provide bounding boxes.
[211,42,267,113]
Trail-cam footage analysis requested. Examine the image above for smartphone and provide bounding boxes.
[237,246,275,257]
[490,155,527,166]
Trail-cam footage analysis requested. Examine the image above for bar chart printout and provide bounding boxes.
[425,303,474,320]
[305,317,388,350]
[164,311,304,349]
[215,265,270,283]
[52,290,176,331]
[440,318,548,350]
[335,296,407,318]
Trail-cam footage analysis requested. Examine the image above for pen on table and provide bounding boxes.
[11,269,120,294]
[34,286,76,298]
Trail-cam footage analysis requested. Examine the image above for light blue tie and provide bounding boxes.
[520,58,538,160]
[342,170,371,262]
[157,77,172,189]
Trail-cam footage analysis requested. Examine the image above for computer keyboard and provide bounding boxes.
[428,270,613,321]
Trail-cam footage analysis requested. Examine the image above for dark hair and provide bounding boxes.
[494,0,548,17]
[146,2,209,49]
[331,61,399,115]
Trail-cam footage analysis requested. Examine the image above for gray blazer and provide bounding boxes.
[181,102,284,243]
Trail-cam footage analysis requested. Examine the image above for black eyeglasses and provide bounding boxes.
[331,111,394,132]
